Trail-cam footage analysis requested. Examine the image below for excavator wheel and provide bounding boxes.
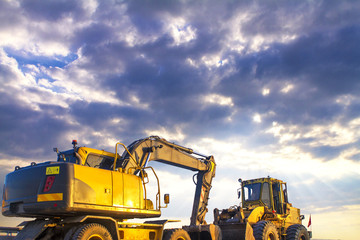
[71,223,112,240]
[286,224,310,240]
[64,224,81,240]
[253,221,279,240]
[163,228,191,240]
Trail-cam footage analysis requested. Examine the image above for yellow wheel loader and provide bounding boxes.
[213,177,311,240]
[2,136,218,240]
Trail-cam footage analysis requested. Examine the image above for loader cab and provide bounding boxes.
[241,179,271,209]
[241,178,288,214]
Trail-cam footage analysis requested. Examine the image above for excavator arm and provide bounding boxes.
[115,136,216,226]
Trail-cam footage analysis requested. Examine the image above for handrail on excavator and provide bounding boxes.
[113,142,138,171]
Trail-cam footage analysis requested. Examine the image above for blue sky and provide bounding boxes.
[0,0,360,239]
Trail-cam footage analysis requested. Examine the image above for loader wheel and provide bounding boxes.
[162,228,191,240]
[72,223,112,240]
[253,221,279,240]
[286,224,309,240]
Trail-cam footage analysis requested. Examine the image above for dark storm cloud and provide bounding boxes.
[1,0,360,180]
[68,34,223,131]
[73,23,114,47]
[64,18,359,149]
[279,28,360,93]
[1,0,359,146]
[0,1,22,30]
[59,3,231,139]
[0,53,71,158]
[240,1,307,36]
[312,0,360,31]
[19,0,85,21]
[0,101,71,159]
[216,24,360,123]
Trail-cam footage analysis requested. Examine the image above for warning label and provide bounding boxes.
[46,166,60,175]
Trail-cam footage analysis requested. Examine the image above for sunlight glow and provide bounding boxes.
[187,137,360,179]
[335,94,356,106]
[253,113,262,123]
[145,127,186,142]
[165,17,197,46]
[267,120,360,147]
[202,93,234,107]
[262,88,270,96]
[281,84,294,93]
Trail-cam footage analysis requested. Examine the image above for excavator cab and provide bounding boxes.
[54,142,119,169]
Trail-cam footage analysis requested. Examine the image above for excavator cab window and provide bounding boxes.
[85,154,114,169]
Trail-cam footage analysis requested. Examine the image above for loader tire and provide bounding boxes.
[72,223,112,240]
[286,224,309,240]
[162,228,191,240]
[253,221,279,240]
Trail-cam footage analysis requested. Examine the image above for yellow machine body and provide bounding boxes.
[3,146,160,220]
[214,177,310,240]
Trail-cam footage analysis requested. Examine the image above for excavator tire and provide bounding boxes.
[163,228,191,240]
[253,221,279,240]
[71,223,112,240]
[286,224,310,240]
[64,225,81,240]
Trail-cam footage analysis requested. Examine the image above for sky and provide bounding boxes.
[0,0,360,239]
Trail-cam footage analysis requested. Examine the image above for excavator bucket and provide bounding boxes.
[217,222,255,240]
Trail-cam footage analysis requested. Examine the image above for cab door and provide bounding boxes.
[272,182,284,214]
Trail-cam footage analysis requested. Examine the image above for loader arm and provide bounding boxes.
[115,136,216,226]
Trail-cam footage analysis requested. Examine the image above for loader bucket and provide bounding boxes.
[183,224,222,240]
[217,222,255,240]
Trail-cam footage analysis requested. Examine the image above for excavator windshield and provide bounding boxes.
[85,154,114,169]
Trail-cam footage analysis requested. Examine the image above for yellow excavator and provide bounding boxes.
[2,136,217,240]
[214,177,312,240]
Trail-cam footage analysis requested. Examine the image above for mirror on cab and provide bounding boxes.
[237,178,242,199]
[237,188,241,199]
[164,194,170,204]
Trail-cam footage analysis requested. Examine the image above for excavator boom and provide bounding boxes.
[116,136,216,225]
